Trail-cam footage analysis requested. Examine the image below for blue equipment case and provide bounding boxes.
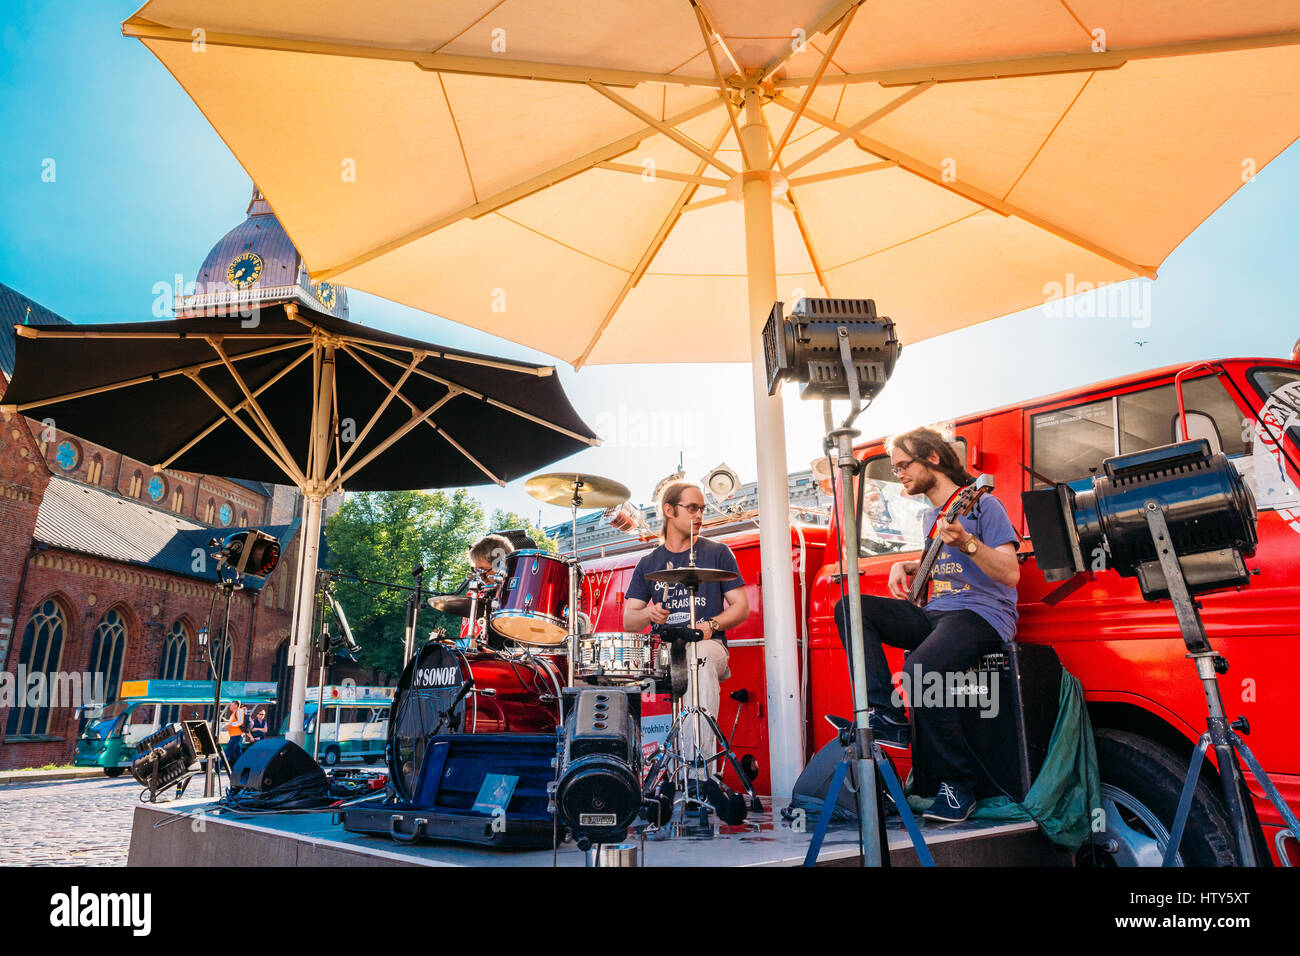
[340,733,558,850]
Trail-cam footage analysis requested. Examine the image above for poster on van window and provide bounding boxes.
[1244,379,1300,510]
[861,478,928,546]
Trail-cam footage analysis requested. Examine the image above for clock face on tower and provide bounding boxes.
[313,282,336,309]
[227,251,264,290]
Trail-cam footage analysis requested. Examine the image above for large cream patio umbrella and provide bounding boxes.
[125,0,1300,797]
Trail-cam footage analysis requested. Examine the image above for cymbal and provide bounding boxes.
[644,566,738,586]
[428,594,479,617]
[525,472,630,509]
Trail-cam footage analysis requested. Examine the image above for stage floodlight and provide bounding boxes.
[702,463,742,503]
[1022,440,1257,600]
[763,298,901,401]
[216,529,282,577]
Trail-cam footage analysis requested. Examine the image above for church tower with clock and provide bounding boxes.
[178,186,349,320]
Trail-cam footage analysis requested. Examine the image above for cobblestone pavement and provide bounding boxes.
[0,776,143,865]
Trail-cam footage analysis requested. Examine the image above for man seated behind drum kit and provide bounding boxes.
[467,533,533,651]
[623,482,749,760]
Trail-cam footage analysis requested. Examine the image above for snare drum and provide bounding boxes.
[491,549,573,646]
[577,632,664,685]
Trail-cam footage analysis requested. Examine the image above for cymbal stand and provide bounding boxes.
[567,481,584,686]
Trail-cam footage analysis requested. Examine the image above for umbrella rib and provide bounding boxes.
[759,0,865,85]
[690,1,752,170]
[328,347,424,486]
[782,82,935,177]
[787,161,896,187]
[0,339,306,414]
[778,97,1158,278]
[336,391,461,488]
[312,98,723,282]
[434,425,504,487]
[206,337,302,481]
[587,83,737,179]
[766,121,830,294]
[348,341,594,444]
[184,369,306,487]
[155,346,315,472]
[775,30,1300,88]
[333,333,550,376]
[574,119,733,369]
[769,2,859,169]
[594,162,729,189]
[121,16,716,88]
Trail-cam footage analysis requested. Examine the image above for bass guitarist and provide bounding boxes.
[833,426,1020,822]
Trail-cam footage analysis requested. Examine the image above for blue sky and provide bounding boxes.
[3,2,1298,526]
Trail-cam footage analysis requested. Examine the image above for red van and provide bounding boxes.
[580,356,1300,866]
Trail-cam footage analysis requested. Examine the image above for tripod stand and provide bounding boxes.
[1142,503,1300,866]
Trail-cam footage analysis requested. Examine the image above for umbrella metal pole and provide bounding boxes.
[289,342,335,747]
[740,84,803,802]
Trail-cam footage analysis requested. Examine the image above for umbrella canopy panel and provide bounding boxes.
[124,1,1300,366]
[2,303,598,492]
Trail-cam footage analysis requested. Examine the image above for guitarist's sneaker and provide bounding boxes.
[868,712,911,750]
[923,782,976,823]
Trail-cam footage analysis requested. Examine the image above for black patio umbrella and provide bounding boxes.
[2,300,599,740]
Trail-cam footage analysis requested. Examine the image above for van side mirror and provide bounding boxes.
[1175,411,1222,455]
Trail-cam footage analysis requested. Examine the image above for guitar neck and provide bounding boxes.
[907,534,947,606]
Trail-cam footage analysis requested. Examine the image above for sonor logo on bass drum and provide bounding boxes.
[580,813,617,826]
[413,666,459,688]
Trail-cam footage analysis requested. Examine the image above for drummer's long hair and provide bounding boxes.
[658,481,700,541]
[889,427,975,486]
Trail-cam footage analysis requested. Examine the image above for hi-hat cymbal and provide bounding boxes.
[525,472,630,509]
[644,566,738,586]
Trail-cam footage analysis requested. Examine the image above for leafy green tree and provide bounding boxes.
[488,509,560,554]
[324,489,484,676]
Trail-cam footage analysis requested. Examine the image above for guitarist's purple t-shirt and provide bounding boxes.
[921,494,1021,641]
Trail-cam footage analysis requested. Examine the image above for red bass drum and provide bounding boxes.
[388,641,564,800]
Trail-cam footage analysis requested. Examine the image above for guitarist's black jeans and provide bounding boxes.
[834,595,1003,794]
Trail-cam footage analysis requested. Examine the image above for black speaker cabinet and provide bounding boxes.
[911,642,1063,801]
[231,738,325,792]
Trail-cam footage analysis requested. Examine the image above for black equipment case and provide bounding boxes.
[340,733,558,850]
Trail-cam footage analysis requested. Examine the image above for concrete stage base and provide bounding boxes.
[128,797,1063,867]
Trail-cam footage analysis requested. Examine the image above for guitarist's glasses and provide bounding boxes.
[890,458,917,475]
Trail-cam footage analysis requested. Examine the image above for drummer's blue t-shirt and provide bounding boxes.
[920,494,1021,641]
[626,539,744,644]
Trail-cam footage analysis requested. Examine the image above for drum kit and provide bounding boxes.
[422,471,762,830]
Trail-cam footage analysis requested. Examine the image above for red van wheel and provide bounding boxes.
[1078,730,1236,867]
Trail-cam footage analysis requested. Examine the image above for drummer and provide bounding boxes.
[623,481,749,760]
[468,533,534,651]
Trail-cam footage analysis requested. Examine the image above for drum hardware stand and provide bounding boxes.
[1142,504,1300,866]
[567,481,584,687]
[402,564,426,665]
[642,575,763,835]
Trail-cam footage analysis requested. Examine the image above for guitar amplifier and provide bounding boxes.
[911,642,1062,801]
